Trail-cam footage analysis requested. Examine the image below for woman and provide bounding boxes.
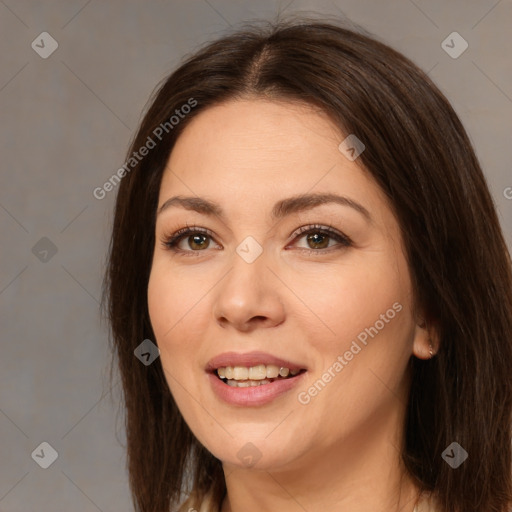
[103,16,512,512]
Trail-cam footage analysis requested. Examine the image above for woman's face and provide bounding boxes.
[148,98,429,471]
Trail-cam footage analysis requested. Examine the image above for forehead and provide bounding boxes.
[160,99,371,197]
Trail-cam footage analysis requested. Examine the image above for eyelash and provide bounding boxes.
[160,223,352,257]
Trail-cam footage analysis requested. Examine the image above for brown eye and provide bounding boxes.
[304,232,331,250]
[162,226,217,254]
[291,225,352,254]
[186,234,210,250]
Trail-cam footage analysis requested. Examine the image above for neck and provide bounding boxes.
[220,401,420,512]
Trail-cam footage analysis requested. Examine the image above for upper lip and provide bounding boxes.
[205,351,307,372]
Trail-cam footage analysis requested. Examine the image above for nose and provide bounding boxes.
[212,250,286,332]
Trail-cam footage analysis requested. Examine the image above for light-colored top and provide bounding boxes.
[414,493,439,512]
[178,490,439,512]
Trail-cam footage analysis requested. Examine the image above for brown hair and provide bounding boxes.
[102,15,512,512]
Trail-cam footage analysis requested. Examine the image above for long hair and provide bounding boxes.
[102,16,512,512]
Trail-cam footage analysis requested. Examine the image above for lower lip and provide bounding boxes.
[207,371,307,407]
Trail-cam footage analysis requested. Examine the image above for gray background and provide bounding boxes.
[0,0,511,510]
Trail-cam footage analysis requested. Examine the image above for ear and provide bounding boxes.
[412,315,440,360]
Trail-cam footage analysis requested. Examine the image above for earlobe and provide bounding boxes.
[413,319,439,360]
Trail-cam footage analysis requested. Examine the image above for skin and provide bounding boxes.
[147,98,436,512]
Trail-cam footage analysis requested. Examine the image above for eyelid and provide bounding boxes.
[161,224,219,252]
[290,223,349,241]
[287,224,352,253]
[160,223,352,255]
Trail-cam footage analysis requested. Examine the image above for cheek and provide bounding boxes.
[147,264,208,420]
[291,254,408,349]
[294,251,413,411]
[310,304,412,438]
[147,262,201,368]
[148,255,210,334]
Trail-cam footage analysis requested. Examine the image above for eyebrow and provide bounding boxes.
[157,192,372,223]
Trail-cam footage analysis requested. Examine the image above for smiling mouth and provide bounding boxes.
[214,364,307,388]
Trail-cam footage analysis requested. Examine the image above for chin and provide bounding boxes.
[202,435,303,472]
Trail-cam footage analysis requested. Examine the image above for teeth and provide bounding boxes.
[233,367,249,380]
[226,379,272,387]
[249,364,267,380]
[227,380,250,387]
[216,364,303,381]
[266,364,280,378]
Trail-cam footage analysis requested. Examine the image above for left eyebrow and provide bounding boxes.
[157,192,372,223]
